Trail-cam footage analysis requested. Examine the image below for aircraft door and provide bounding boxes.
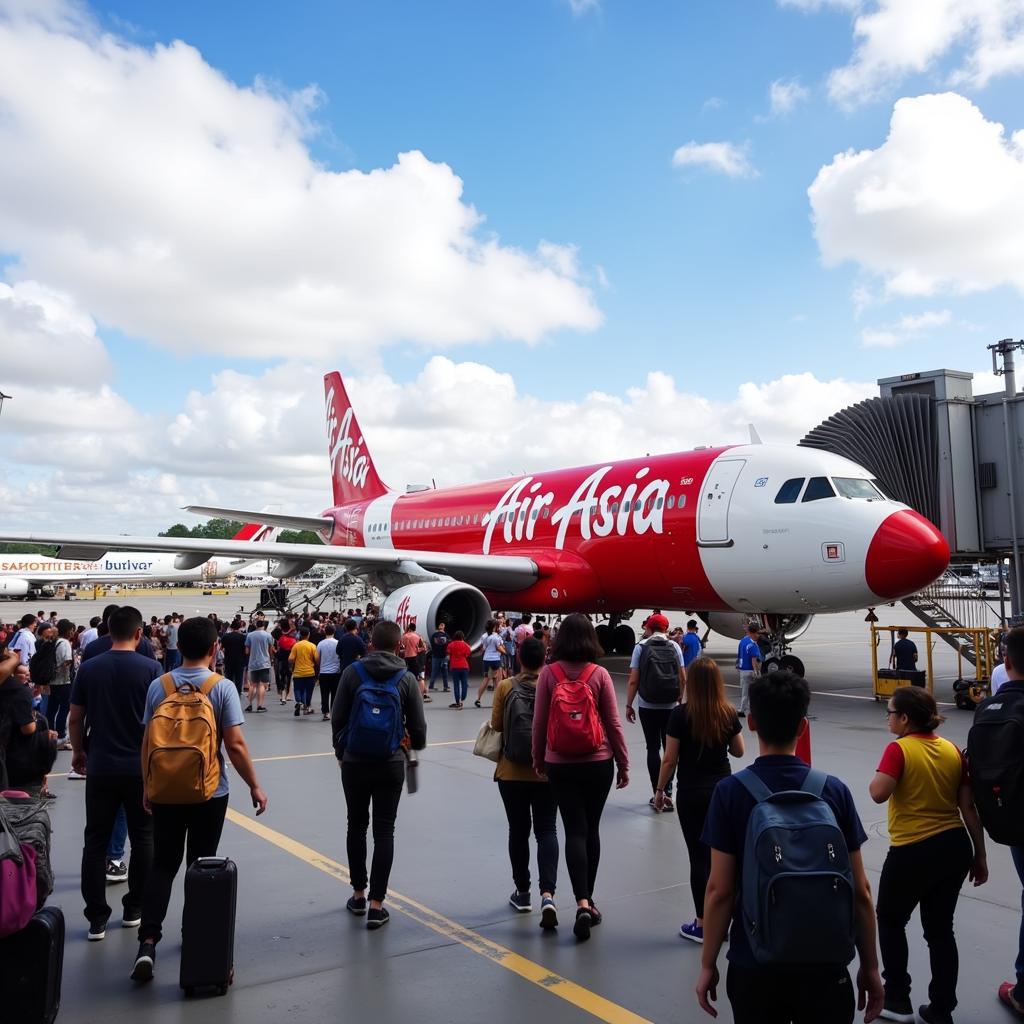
[697,459,746,545]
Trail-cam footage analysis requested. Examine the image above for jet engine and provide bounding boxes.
[380,581,492,648]
[0,578,30,597]
[701,612,814,643]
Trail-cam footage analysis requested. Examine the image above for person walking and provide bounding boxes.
[625,613,686,812]
[736,622,762,717]
[244,619,274,713]
[447,630,472,709]
[289,627,319,717]
[428,621,450,694]
[400,622,430,703]
[654,657,744,943]
[869,686,988,1024]
[474,620,506,708]
[531,613,629,942]
[219,618,248,697]
[316,624,342,721]
[332,620,426,930]
[131,617,267,982]
[490,636,559,927]
[68,606,161,941]
[50,618,75,747]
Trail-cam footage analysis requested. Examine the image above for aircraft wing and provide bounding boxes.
[0,533,540,592]
[183,506,335,536]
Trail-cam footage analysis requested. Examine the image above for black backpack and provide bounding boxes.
[967,686,1024,845]
[28,640,58,686]
[638,638,681,703]
[502,681,536,764]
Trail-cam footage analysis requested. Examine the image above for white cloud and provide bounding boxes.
[0,2,600,359]
[769,77,810,115]
[701,96,726,113]
[0,288,875,532]
[860,308,952,347]
[809,93,1024,297]
[566,0,600,14]
[782,0,1024,106]
[672,141,759,179]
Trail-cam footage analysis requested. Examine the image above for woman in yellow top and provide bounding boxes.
[869,686,988,1024]
[490,636,559,930]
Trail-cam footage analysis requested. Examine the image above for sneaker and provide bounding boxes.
[322,713,330,721]
[587,902,602,926]
[67,768,87,780]
[917,1005,954,1024]
[346,895,367,916]
[540,896,558,931]
[662,796,675,813]
[573,907,592,942]
[648,797,659,811]
[443,687,450,692]
[999,982,1024,1017]
[509,890,532,913]
[423,695,432,703]
[256,706,267,713]
[679,920,704,943]
[106,859,128,884]
[366,907,390,930]
[57,739,72,751]
[245,705,253,713]
[294,703,301,717]
[88,917,108,941]
[122,911,142,929]
[130,940,156,982]
[449,703,460,709]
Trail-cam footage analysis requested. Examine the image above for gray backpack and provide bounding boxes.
[737,768,856,966]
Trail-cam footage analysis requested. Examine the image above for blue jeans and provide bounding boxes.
[429,656,449,690]
[107,806,128,860]
[1013,846,1024,1000]
[294,675,316,707]
[451,668,469,704]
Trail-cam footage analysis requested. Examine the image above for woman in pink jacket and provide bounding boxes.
[532,613,629,942]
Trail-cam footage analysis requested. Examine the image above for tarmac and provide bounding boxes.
[6,593,1019,1024]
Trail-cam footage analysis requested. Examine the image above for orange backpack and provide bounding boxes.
[144,674,222,805]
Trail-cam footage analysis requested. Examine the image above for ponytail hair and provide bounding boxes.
[891,685,944,733]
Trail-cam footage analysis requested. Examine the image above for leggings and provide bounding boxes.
[675,785,717,918]
[638,706,673,795]
[545,759,614,901]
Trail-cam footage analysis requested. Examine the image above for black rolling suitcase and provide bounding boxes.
[0,905,65,1023]
[179,856,237,997]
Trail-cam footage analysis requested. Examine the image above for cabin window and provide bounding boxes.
[678,495,686,508]
[802,476,836,502]
[655,497,663,509]
[667,495,675,509]
[611,502,619,513]
[774,478,805,504]
[542,507,550,519]
[531,508,539,520]
[474,513,481,524]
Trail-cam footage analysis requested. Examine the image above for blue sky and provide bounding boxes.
[1,0,1022,530]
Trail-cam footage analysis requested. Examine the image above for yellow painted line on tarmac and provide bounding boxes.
[226,809,652,1024]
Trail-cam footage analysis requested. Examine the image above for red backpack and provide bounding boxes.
[546,663,605,756]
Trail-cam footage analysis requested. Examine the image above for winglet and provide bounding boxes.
[748,424,763,445]
[324,372,390,506]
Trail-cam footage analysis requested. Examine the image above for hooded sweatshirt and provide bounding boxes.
[331,650,427,763]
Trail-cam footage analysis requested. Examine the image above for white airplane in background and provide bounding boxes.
[0,522,279,598]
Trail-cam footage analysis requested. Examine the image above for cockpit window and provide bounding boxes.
[774,478,805,504]
[802,476,836,502]
[870,479,890,500]
[833,477,883,500]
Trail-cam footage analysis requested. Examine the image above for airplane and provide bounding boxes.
[0,371,950,674]
[0,522,279,599]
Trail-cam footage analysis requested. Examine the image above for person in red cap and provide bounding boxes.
[626,613,686,811]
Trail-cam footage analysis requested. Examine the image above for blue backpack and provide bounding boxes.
[736,767,856,966]
[338,662,406,759]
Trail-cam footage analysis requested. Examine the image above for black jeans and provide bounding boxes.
[639,707,673,795]
[139,794,229,944]
[319,673,341,715]
[727,963,854,1024]
[81,774,153,924]
[675,784,716,918]
[341,760,405,902]
[545,759,614,901]
[497,780,559,895]
[876,826,972,1014]
[224,663,245,694]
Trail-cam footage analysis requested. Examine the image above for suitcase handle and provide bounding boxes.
[192,857,231,871]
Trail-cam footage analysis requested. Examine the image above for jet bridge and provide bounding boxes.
[801,342,1024,656]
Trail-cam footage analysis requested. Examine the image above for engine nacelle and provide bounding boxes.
[702,612,814,643]
[381,581,492,649]
[0,578,30,597]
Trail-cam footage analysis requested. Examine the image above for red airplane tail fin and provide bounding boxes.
[324,372,390,507]
[230,522,278,543]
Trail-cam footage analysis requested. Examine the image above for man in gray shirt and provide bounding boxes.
[244,620,274,713]
[163,616,180,671]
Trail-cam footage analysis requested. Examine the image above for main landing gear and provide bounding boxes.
[595,614,637,656]
[756,614,807,678]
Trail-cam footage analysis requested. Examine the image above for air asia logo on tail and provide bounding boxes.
[326,389,370,491]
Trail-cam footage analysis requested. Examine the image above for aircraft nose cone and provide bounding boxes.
[865,509,950,600]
